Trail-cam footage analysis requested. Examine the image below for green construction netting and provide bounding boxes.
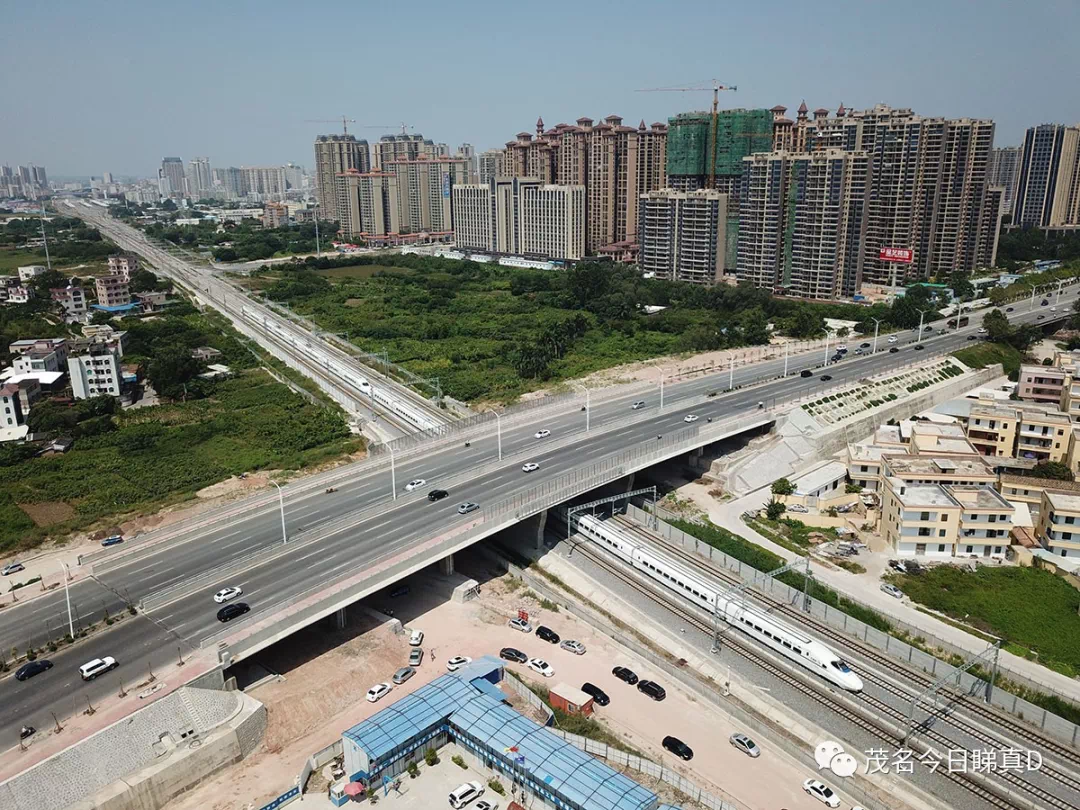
[667,109,773,178]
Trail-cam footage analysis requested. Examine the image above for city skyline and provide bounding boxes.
[4,0,1077,176]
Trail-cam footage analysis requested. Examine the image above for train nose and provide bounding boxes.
[846,673,864,692]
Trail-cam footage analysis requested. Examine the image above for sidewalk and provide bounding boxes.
[0,543,91,610]
[674,481,1080,705]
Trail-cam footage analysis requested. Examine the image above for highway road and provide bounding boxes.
[0,293,1075,746]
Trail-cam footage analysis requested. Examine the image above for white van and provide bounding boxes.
[448,781,484,808]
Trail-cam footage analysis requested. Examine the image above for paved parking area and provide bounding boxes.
[304,754,493,810]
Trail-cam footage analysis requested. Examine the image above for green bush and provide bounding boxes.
[424,748,438,766]
[539,598,560,613]
[487,779,505,796]
[452,754,466,769]
[406,761,419,779]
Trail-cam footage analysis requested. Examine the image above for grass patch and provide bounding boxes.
[890,565,1080,678]
[951,342,1024,375]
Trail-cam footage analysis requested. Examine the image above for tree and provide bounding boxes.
[787,307,825,338]
[128,268,162,293]
[771,478,795,496]
[836,326,850,338]
[765,499,786,520]
[90,310,115,325]
[982,309,1012,343]
[739,308,770,346]
[145,346,201,400]
[949,270,975,301]
[1031,461,1075,481]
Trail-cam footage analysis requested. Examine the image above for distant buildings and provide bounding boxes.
[0,164,48,199]
[314,134,370,218]
[95,274,130,308]
[159,157,186,197]
[51,286,87,322]
[373,133,441,170]
[1013,124,1080,229]
[18,265,48,283]
[453,177,586,261]
[989,146,1022,217]
[186,157,213,199]
[107,254,138,282]
[478,150,503,184]
[638,189,729,285]
[262,202,289,228]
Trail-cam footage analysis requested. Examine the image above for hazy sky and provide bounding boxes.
[4,0,1078,177]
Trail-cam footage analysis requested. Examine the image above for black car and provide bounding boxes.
[581,682,610,706]
[500,647,528,663]
[967,335,977,340]
[800,369,813,378]
[637,679,666,701]
[820,375,832,382]
[889,347,899,353]
[536,626,560,644]
[662,735,694,760]
[14,659,53,681]
[1042,300,1049,306]
[216,602,251,622]
[1007,307,1014,312]
[914,344,924,350]
[1038,315,1045,320]
[612,666,639,685]
[860,343,870,348]
[427,489,449,502]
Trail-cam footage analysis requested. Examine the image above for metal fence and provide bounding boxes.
[629,503,1080,750]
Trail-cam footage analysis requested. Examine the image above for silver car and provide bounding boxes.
[392,666,415,685]
[409,648,424,667]
[560,639,586,655]
[881,583,904,599]
[457,502,480,515]
[729,732,760,757]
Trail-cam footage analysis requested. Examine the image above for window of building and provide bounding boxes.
[938,544,946,552]
[939,530,947,538]
[920,511,930,521]
[966,545,973,553]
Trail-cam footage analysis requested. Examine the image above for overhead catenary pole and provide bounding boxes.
[572,384,590,432]
[270,481,287,544]
[871,318,883,355]
[783,342,789,377]
[388,445,397,500]
[484,408,502,460]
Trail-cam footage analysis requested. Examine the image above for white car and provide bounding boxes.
[522,462,540,473]
[409,629,424,646]
[977,327,987,333]
[446,655,473,672]
[79,656,118,681]
[508,617,532,633]
[887,335,898,343]
[448,781,485,809]
[213,586,243,604]
[559,639,586,655]
[474,801,499,810]
[880,583,904,599]
[1,562,25,576]
[527,658,555,677]
[683,414,699,423]
[366,683,392,703]
[534,429,551,439]
[802,779,841,808]
[404,479,426,492]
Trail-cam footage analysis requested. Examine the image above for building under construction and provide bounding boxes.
[665,108,773,194]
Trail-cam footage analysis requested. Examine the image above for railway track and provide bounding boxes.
[562,538,1024,810]
[608,515,1080,806]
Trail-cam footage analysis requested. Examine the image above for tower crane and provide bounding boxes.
[304,117,357,135]
[636,80,737,188]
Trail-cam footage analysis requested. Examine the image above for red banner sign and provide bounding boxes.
[879,247,913,263]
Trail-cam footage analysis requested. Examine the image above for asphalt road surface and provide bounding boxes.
[0,295,1074,744]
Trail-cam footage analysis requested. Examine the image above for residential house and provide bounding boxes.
[880,479,961,558]
[191,346,222,362]
[51,286,87,322]
[909,422,979,456]
[965,403,1018,457]
[67,346,122,399]
[107,254,139,282]
[1036,491,1080,559]
[1015,409,1071,463]
[946,485,1014,560]
[1017,364,1067,404]
[6,286,35,304]
[16,265,48,283]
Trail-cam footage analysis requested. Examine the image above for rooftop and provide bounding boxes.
[1019,409,1071,425]
[884,455,994,478]
[847,443,888,463]
[1044,491,1080,512]
[1000,473,1080,494]
[791,461,848,495]
[969,403,1019,420]
[874,425,904,445]
[890,481,958,509]
[945,485,1014,511]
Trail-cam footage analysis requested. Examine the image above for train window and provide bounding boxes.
[831,660,853,673]
[793,647,801,655]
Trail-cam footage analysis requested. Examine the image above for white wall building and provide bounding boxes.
[68,348,122,399]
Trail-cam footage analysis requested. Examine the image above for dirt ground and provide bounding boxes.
[162,561,825,810]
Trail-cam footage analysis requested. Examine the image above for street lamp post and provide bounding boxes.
[57,561,74,639]
[954,303,965,333]
[871,318,883,355]
[484,409,502,460]
[728,353,734,390]
[572,384,590,432]
[783,342,789,377]
[823,332,832,366]
[1031,286,1037,311]
[270,481,287,544]
[314,203,321,257]
[388,446,397,501]
[916,309,929,344]
[659,369,665,410]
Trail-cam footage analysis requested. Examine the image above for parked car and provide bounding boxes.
[967,335,977,340]
[1,562,25,576]
[612,666,639,685]
[410,629,424,646]
[79,656,118,681]
[15,659,53,681]
[800,369,813,378]
[448,781,485,809]
[392,667,415,685]
[581,682,610,706]
[409,648,424,667]
[729,732,761,758]
[881,583,904,599]
[534,429,551,439]
[500,647,528,663]
[1038,315,1046,320]
[428,489,449,502]
[457,502,480,515]
[662,735,694,760]
[404,479,426,492]
[637,680,666,701]
[559,639,586,655]
[474,800,499,810]
[536,626,560,644]
[101,535,123,547]
[446,655,472,672]
[631,401,646,410]
[216,602,251,622]
[526,658,555,678]
[802,779,841,808]
[213,586,243,604]
[977,327,987,334]
[508,617,532,633]
[521,463,540,473]
[683,414,699,423]
[787,504,808,513]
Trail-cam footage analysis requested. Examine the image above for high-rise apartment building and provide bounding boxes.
[737,150,870,299]
[159,157,186,197]
[239,166,288,199]
[989,146,1022,217]
[373,134,440,170]
[452,177,585,261]
[1014,124,1080,229]
[314,135,370,219]
[639,190,729,285]
[478,150,504,184]
[336,157,466,239]
[456,143,478,182]
[502,116,667,254]
[186,157,212,199]
[666,108,773,196]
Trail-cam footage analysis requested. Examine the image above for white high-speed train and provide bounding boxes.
[577,515,864,692]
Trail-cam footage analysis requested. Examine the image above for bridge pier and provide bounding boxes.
[625,472,635,492]
[536,509,548,550]
[334,607,346,629]
[439,554,455,576]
